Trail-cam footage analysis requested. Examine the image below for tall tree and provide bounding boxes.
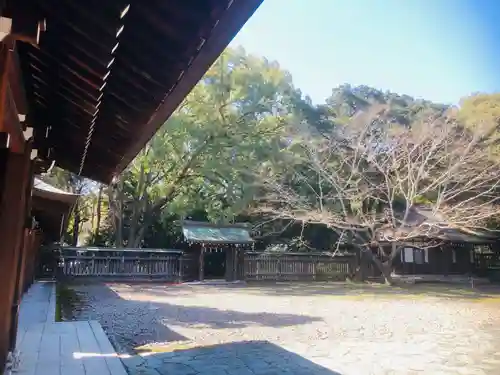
[107,47,298,247]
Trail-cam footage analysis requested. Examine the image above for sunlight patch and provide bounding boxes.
[135,341,199,354]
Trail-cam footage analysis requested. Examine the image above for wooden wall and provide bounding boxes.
[393,244,475,276]
[0,145,35,370]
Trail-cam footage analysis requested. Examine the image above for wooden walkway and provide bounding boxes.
[13,282,127,375]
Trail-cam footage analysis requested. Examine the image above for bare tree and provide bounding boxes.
[257,113,500,284]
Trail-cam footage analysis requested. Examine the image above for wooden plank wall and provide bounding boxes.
[59,249,185,281]
[0,32,39,371]
[0,146,33,370]
[244,253,356,281]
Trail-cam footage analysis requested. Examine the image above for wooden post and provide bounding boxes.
[232,249,237,282]
[9,156,33,350]
[0,144,31,370]
[0,42,26,154]
[26,230,42,288]
[237,249,245,281]
[225,249,232,282]
[178,254,184,282]
[23,230,36,292]
[234,249,239,281]
[199,244,205,281]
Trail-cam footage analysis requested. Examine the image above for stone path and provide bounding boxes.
[68,282,500,375]
[14,282,127,375]
[125,340,338,375]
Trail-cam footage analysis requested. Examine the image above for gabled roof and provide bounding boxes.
[33,177,79,205]
[34,177,75,195]
[387,205,498,244]
[32,177,78,241]
[182,221,253,244]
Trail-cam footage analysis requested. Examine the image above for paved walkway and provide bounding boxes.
[70,282,500,375]
[13,282,127,375]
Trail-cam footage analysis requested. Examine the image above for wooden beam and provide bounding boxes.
[25,230,42,291]
[0,42,25,153]
[2,9,45,46]
[8,46,27,118]
[9,161,34,351]
[4,86,24,153]
[0,18,12,44]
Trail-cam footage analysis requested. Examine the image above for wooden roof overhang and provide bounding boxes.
[31,177,78,240]
[2,0,263,183]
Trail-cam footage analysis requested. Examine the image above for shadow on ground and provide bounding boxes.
[123,340,341,375]
[239,281,500,301]
[68,283,321,354]
[67,279,500,301]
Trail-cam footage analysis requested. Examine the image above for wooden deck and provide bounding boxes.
[13,282,127,375]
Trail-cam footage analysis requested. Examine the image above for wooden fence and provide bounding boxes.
[57,247,358,283]
[244,252,357,281]
[59,247,185,281]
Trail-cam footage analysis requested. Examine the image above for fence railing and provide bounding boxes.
[244,252,356,281]
[59,247,185,281]
[57,247,358,282]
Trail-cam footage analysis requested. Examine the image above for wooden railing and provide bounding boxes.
[58,248,359,283]
[58,247,184,281]
[244,252,356,281]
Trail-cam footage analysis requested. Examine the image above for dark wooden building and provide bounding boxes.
[5,177,77,355]
[391,230,497,277]
[374,206,499,278]
[181,221,254,282]
[32,177,78,242]
[0,0,262,371]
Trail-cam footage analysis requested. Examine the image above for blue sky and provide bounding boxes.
[231,0,500,105]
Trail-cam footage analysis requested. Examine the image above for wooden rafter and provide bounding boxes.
[12,0,264,182]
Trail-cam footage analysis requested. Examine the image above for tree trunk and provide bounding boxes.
[108,181,123,248]
[127,164,146,247]
[106,186,116,235]
[132,198,151,248]
[72,202,80,246]
[115,180,124,248]
[366,243,402,285]
[370,253,394,285]
[90,196,96,234]
[94,185,103,238]
[354,249,371,282]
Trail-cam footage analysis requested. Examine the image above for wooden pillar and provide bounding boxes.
[17,229,30,293]
[225,249,234,282]
[199,245,205,281]
[24,232,35,290]
[22,230,36,292]
[10,227,31,346]
[0,144,31,367]
[8,147,32,351]
[27,230,43,286]
[237,249,245,281]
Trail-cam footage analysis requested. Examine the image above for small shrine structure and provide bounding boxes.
[181,221,254,281]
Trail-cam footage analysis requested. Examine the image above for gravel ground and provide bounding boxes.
[67,282,500,375]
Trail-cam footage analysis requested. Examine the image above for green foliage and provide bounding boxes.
[49,47,500,250]
[458,93,500,158]
[86,47,301,247]
[55,283,80,322]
